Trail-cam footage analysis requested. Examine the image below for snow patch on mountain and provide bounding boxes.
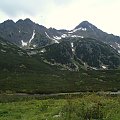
[72,48,75,52]
[110,45,116,49]
[71,35,84,38]
[45,32,51,39]
[40,48,46,53]
[102,65,107,69]
[53,36,61,40]
[71,42,75,52]
[61,34,67,38]
[53,39,59,44]
[33,45,36,48]
[61,34,84,38]
[29,30,36,44]
[118,50,120,53]
[68,27,87,33]
[21,40,27,46]
[45,32,59,43]
[71,43,73,48]
[91,67,98,70]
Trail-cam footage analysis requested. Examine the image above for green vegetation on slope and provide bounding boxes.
[0,69,120,94]
[32,38,120,70]
[0,36,57,73]
[0,37,120,94]
[74,38,120,69]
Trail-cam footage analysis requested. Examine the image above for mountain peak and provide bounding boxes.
[3,19,15,25]
[75,21,94,29]
[81,21,90,24]
[16,18,34,24]
[24,18,32,21]
[16,19,24,23]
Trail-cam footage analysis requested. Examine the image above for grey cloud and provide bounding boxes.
[0,0,74,17]
[0,0,51,17]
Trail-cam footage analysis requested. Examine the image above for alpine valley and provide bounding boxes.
[0,18,120,93]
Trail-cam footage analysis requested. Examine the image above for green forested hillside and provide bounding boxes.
[0,37,120,94]
[32,38,120,70]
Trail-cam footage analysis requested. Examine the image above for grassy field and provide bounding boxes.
[0,94,120,120]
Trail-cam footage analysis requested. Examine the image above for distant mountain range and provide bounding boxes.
[0,18,120,70]
[0,18,120,52]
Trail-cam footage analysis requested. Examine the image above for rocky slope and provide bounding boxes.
[28,38,120,70]
[0,19,120,70]
[0,19,120,53]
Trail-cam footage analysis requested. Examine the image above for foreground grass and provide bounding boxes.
[0,94,120,120]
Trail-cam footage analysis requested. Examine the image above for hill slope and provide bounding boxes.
[0,36,56,73]
[29,38,120,70]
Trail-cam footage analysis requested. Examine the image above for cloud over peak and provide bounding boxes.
[0,0,120,35]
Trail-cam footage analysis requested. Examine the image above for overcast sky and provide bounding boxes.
[0,0,120,35]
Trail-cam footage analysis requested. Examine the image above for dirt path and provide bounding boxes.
[12,91,120,97]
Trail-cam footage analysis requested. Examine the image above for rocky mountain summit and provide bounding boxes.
[0,18,120,70]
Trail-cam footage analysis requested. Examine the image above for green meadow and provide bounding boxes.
[0,94,120,120]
